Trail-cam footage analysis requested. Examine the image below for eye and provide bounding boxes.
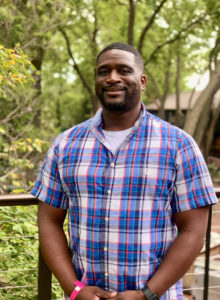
[120,68,132,75]
[97,69,109,76]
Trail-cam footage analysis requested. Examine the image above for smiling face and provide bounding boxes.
[95,49,146,114]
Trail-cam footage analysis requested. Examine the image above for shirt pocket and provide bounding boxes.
[145,165,173,199]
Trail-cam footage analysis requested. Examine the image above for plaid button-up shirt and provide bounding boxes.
[31,104,217,300]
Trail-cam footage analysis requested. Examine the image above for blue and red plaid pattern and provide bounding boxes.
[31,104,217,300]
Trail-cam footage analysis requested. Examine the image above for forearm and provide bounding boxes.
[40,224,78,295]
[38,204,77,296]
[147,230,205,297]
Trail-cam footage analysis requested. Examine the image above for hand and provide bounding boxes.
[108,290,146,300]
[76,285,117,300]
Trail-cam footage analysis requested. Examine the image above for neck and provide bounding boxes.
[102,102,141,131]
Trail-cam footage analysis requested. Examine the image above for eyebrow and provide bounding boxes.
[97,63,134,70]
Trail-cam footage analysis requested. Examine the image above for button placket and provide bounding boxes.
[103,160,115,285]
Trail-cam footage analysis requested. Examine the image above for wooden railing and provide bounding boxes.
[0,189,220,300]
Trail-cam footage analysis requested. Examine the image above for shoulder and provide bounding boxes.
[144,111,202,163]
[145,110,194,144]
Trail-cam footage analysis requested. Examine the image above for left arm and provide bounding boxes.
[112,206,209,299]
[146,206,209,297]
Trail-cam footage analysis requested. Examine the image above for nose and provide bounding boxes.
[106,70,121,83]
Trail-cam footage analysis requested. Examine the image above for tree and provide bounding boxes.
[0,44,50,193]
[184,61,220,138]
[1,0,220,192]
[0,0,69,127]
[183,0,220,151]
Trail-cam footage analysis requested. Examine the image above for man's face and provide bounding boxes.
[95,49,146,113]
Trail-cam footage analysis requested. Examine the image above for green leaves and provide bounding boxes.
[0,135,50,194]
[0,205,38,299]
[0,44,35,90]
[0,204,68,299]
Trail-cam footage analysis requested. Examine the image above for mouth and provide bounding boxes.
[103,86,126,96]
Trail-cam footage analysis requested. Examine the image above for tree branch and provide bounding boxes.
[138,0,168,54]
[209,33,220,72]
[92,9,99,44]
[59,28,97,107]
[0,91,37,124]
[184,61,220,137]
[128,0,137,45]
[145,66,162,100]
[21,20,67,50]
[116,0,126,5]
[158,54,172,119]
[175,51,184,127]
[144,14,207,65]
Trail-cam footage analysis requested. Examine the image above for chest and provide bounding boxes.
[58,136,176,202]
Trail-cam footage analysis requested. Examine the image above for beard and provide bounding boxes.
[97,86,141,114]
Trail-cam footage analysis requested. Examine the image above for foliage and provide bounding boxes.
[0,205,39,299]
[208,164,220,184]
[0,44,49,194]
[0,44,34,92]
[0,205,65,299]
[0,0,219,299]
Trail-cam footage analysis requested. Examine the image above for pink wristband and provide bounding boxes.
[70,280,85,300]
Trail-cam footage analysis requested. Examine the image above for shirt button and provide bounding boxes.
[107,190,111,195]
[111,162,115,167]
[105,217,109,222]
[104,247,108,251]
[105,272,109,276]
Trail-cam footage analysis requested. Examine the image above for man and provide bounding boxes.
[31,42,218,300]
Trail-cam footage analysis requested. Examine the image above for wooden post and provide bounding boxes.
[38,248,52,300]
[203,205,212,300]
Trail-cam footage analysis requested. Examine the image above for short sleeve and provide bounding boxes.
[31,137,69,209]
[171,132,218,213]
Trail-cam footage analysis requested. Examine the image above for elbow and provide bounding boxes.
[186,229,207,254]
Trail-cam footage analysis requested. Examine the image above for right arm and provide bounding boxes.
[38,201,76,295]
[38,202,117,299]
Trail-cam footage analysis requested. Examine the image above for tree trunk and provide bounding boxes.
[138,0,168,54]
[31,47,44,128]
[184,61,220,138]
[158,56,171,120]
[194,98,211,146]
[60,28,99,114]
[128,0,136,46]
[56,89,62,128]
[175,53,184,127]
[204,103,220,160]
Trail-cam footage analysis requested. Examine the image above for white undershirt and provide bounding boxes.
[102,127,133,154]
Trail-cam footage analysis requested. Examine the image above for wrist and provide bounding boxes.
[70,280,85,300]
[140,285,159,300]
[137,289,147,299]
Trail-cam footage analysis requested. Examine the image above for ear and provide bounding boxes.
[141,74,147,91]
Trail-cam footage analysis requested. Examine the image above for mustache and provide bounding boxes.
[102,85,127,92]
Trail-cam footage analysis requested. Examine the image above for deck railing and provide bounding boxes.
[0,189,220,300]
